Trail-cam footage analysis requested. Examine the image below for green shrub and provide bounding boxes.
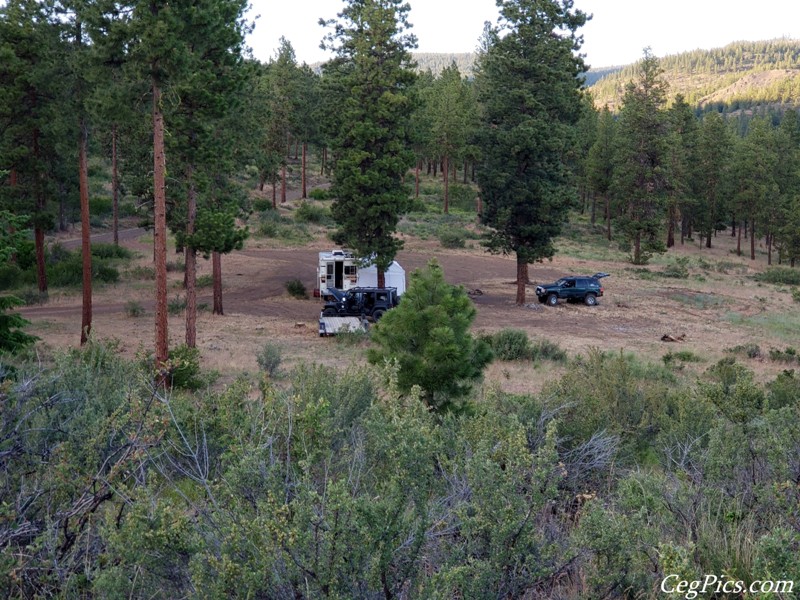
[438,228,466,249]
[168,295,186,315]
[196,274,213,288]
[792,287,800,303]
[166,260,184,273]
[167,344,203,389]
[529,338,568,362]
[335,325,369,347]
[89,197,113,216]
[308,188,331,200]
[125,300,145,317]
[662,257,690,279]
[294,201,330,225]
[48,255,119,287]
[447,183,478,212]
[127,265,155,280]
[487,329,531,361]
[91,243,133,260]
[755,267,800,285]
[725,343,762,359]
[768,347,799,363]
[252,198,274,212]
[0,295,38,354]
[0,264,23,290]
[285,279,307,299]
[662,350,704,366]
[256,342,282,376]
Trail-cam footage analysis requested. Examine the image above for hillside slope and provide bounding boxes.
[590,39,800,111]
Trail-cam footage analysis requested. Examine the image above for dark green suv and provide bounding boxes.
[535,273,609,306]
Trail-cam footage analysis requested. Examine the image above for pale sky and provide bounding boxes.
[246,0,800,69]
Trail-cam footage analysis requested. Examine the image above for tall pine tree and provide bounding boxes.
[474,0,588,305]
[323,0,417,286]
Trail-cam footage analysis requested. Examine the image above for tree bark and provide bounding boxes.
[606,196,612,241]
[736,220,742,256]
[32,129,47,295]
[301,142,307,199]
[515,256,528,305]
[152,80,169,373]
[666,203,675,248]
[79,119,92,345]
[443,155,449,214]
[112,124,119,246]
[377,269,385,289]
[280,163,287,203]
[212,251,223,315]
[750,217,755,260]
[415,160,420,198]
[185,174,197,348]
[272,179,277,208]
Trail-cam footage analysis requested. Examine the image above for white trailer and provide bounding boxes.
[316,250,406,299]
[316,250,358,299]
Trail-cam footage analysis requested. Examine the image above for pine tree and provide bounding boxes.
[586,106,616,240]
[323,0,417,287]
[474,0,588,304]
[611,49,671,265]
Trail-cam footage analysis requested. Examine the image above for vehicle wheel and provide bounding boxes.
[322,308,337,316]
[584,293,597,306]
[547,294,559,306]
[372,309,385,321]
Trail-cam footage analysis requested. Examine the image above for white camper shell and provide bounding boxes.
[316,250,406,299]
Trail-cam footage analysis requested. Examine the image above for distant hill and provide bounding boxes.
[589,39,800,112]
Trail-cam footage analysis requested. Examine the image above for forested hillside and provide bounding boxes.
[590,39,800,111]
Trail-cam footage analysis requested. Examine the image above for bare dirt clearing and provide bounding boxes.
[18,206,798,394]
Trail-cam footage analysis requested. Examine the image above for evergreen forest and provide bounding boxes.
[2,0,800,597]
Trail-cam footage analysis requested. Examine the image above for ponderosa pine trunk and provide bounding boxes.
[153,80,169,372]
[415,160,420,198]
[281,164,286,203]
[112,124,119,246]
[377,269,385,289]
[737,220,743,256]
[212,250,223,315]
[32,129,47,296]
[443,155,449,213]
[750,217,756,260]
[606,196,612,241]
[185,174,197,348]
[79,119,92,345]
[666,203,676,248]
[301,142,307,199]
[516,256,528,305]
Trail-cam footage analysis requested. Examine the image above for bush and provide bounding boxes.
[252,198,274,212]
[529,338,568,362]
[294,201,330,225]
[91,243,133,260]
[725,343,762,359]
[285,279,307,299]
[755,267,800,285]
[89,197,113,216]
[662,350,704,366]
[308,188,331,200]
[487,329,531,361]
[127,265,155,280]
[662,257,690,279]
[48,255,119,287]
[438,228,466,249]
[167,344,203,390]
[792,288,800,303]
[196,274,213,288]
[0,264,23,291]
[125,300,145,317]
[256,342,282,377]
[168,295,186,315]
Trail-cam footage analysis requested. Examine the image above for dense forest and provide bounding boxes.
[3,0,800,597]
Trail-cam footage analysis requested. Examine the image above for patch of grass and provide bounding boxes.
[196,274,213,288]
[308,187,332,200]
[529,338,567,363]
[755,267,800,286]
[791,288,800,303]
[166,260,184,273]
[127,265,155,280]
[662,350,704,367]
[168,295,186,315]
[125,300,145,317]
[662,257,690,279]
[91,243,133,260]
[335,325,370,347]
[438,228,466,249]
[285,279,308,299]
[725,343,762,359]
[668,292,726,310]
[252,198,274,212]
[294,201,331,225]
[256,210,313,245]
[724,311,800,342]
[768,347,799,363]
